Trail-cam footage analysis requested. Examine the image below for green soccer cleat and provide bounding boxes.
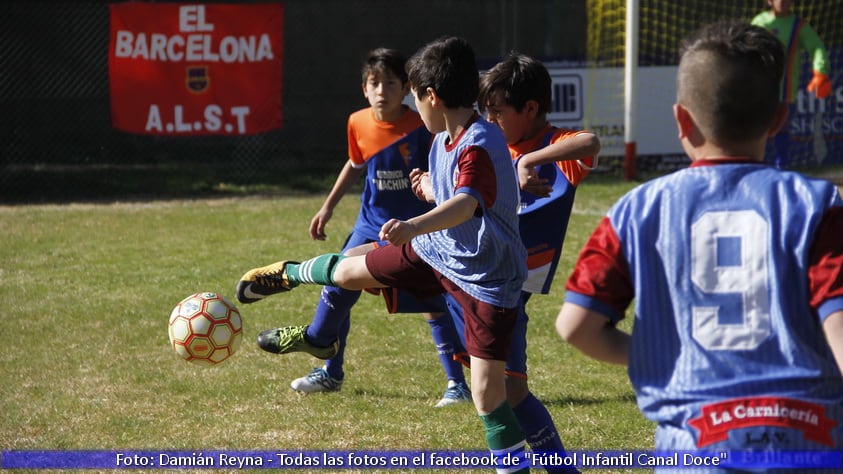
[256,325,339,360]
[236,260,298,304]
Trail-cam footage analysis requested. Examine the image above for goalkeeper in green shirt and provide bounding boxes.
[751,0,832,169]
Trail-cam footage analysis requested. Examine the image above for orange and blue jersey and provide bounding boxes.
[346,106,434,240]
[510,124,595,294]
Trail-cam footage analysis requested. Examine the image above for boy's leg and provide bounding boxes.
[243,245,437,360]
[510,381,578,474]
[473,357,529,474]
[379,285,470,407]
[237,253,379,303]
[322,314,350,379]
[242,254,376,359]
[424,311,470,407]
[289,288,355,392]
[506,294,576,473]
[364,248,527,470]
[254,269,356,361]
[446,283,527,472]
[294,234,372,389]
[236,253,348,303]
[306,286,358,347]
[288,316,348,393]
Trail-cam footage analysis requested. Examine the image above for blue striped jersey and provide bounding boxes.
[565,159,843,448]
[412,116,526,308]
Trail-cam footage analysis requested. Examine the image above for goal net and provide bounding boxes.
[585,0,842,178]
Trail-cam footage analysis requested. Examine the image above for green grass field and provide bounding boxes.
[0,175,680,473]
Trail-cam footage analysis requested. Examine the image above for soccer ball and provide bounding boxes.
[168,292,243,366]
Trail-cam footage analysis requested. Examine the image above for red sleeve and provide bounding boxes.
[566,217,635,316]
[455,145,497,209]
[808,207,843,309]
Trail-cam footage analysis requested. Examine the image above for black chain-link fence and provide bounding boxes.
[1,0,589,203]
[6,1,838,203]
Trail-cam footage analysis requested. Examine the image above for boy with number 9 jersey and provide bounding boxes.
[556,21,843,466]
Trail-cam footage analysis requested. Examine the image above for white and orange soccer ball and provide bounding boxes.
[168,292,243,366]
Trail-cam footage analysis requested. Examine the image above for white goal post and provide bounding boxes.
[624,0,639,181]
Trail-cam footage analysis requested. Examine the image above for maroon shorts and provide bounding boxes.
[366,243,516,361]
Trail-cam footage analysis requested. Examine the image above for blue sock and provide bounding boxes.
[306,286,360,381]
[323,315,349,381]
[306,285,361,346]
[513,393,578,473]
[427,315,466,384]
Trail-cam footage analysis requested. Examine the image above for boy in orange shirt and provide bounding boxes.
[263,48,469,407]
[477,52,598,472]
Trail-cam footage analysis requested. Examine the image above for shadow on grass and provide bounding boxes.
[0,163,338,205]
[0,161,640,205]
[540,392,638,407]
[4,161,839,205]
[346,387,637,407]
[349,387,445,404]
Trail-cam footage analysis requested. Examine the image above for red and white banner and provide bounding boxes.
[688,396,837,448]
[109,3,283,136]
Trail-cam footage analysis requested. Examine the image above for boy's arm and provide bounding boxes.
[519,131,600,169]
[379,193,478,246]
[556,302,629,366]
[310,161,365,240]
[800,23,830,76]
[823,311,843,374]
[381,144,494,245]
[517,132,600,193]
[558,216,634,365]
[801,23,831,99]
[409,168,434,202]
[810,206,843,371]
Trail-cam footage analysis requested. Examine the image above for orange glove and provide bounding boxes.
[807,71,832,99]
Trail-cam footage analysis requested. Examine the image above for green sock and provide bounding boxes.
[480,401,528,473]
[285,254,345,287]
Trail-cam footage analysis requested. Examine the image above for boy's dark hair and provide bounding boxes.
[478,53,552,115]
[678,21,784,143]
[406,36,479,108]
[362,48,408,84]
